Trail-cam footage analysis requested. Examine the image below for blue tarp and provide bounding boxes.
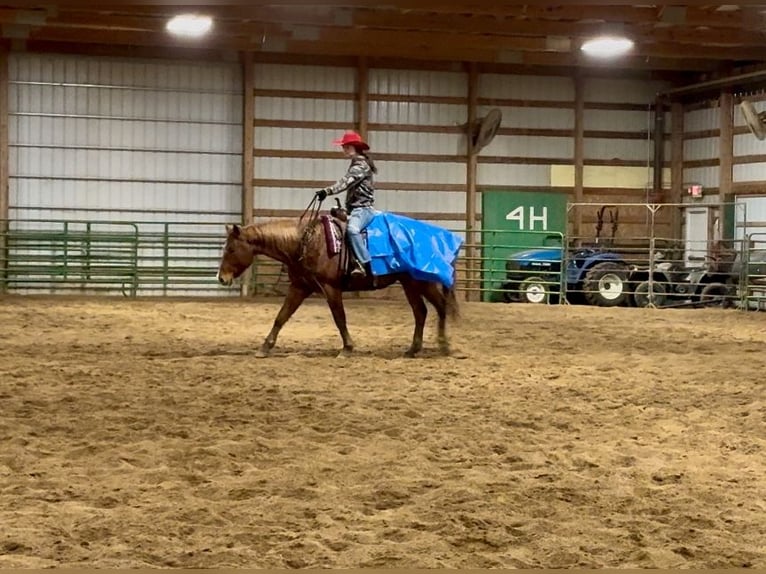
[365,212,463,288]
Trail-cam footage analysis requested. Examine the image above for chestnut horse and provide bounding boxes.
[216,218,459,358]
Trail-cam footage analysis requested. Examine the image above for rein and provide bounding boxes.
[297,195,323,264]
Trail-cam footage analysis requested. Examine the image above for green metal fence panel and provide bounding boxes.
[480,190,568,302]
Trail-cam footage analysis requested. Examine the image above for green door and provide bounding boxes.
[481,190,568,302]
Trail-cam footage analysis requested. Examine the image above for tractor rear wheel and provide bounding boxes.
[633,280,667,308]
[582,262,629,307]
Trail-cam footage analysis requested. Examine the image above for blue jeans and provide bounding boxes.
[347,206,377,264]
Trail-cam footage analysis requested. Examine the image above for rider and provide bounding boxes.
[315,130,378,277]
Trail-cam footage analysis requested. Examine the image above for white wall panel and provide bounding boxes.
[11,179,240,213]
[685,107,719,131]
[584,138,653,162]
[478,104,573,129]
[254,127,342,152]
[477,164,552,187]
[9,53,242,223]
[369,69,465,97]
[369,131,463,155]
[255,96,355,122]
[683,167,719,188]
[370,161,465,185]
[685,137,719,162]
[734,164,766,182]
[254,64,355,92]
[482,135,572,159]
[583,109,653,132]
[583,78,667,104]
[256,157,344,182]
[368,102,465,125]
[480,74,574,101]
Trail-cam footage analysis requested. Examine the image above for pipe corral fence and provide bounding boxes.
[0,203,764,311]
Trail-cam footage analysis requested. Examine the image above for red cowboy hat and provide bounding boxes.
[332,130,369,150]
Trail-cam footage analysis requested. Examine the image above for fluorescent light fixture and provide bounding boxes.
[166,14,213,38]
[581,36,634,58]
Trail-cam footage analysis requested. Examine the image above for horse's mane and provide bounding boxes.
[241,218,316,261]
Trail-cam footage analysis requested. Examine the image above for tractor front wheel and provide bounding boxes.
[582,262,629,307]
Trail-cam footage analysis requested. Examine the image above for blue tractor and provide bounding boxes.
[500,206,632,307]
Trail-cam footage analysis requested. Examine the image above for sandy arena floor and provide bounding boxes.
[0,294,764,568]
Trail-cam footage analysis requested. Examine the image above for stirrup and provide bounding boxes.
[350,261,366,276]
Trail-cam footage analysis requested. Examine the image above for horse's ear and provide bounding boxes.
[226,224,241,238]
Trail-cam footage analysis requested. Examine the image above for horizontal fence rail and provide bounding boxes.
[0,206,764,312]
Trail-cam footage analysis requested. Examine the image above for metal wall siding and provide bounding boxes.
[375,161,466,185]
[684,107,719,132]
[684,138,719,162]
[683,166,719,188]
[583,79,667,104]
[255,127,345,152]
[583,138,652,162]
[256,157,346,182]
[371,131,463,155]
[484,135,573,159]
[480,73,574,101]
[255,96,355,122]
[476,73,576,190]
[477,164,552,187]
[368,69,466,97]
[254,64,355,92]
[734,164,766,182]
[479,105,574,129]
[734,132,764,162]
[583,109,652,132]
[368,102,466,125]
[733,101,766,183]
[253,62,359,214]
[10,179,240,214]
[10,53,243,224]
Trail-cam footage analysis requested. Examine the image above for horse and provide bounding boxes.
[215,215,459,359]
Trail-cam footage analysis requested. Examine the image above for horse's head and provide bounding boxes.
[216,224,254,286]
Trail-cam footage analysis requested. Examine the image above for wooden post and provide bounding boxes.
[573,74,584,240]
[719,91,734,244]
[465,62,478,302]
[670,101,684,240]
[241,51,255,297]
[0,49,9,294]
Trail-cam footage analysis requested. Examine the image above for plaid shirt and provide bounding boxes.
[323,154,375,210]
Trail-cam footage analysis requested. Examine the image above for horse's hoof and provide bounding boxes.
[336,348,353,359]
[255,348,270,359]
[404,348,419,358]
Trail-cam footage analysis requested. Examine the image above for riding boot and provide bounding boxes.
[350,259,366,277]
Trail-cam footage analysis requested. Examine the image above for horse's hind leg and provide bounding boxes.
[401,280,427,358]
[421,282,450,356]
[257,284,310,358]
[322,285,355,358]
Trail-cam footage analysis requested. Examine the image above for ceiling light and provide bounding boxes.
[580,36,634,58]
[166,14,213,38]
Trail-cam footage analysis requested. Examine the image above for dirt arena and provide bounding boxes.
[0,294,764,568]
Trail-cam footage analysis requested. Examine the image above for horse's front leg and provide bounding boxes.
[322,285,355,358]
[257,284,311,358]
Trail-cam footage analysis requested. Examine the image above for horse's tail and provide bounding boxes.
[443,283,460,320]
[443,261,460,320]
